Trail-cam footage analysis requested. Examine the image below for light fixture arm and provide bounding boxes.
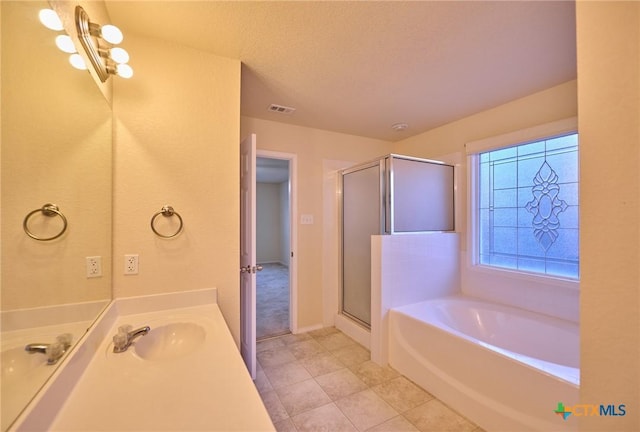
[75,6,109,82]
[75,6,131,82]
[88,22,103,38]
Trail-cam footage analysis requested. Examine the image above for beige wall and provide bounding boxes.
[279,181,291,266]
[392,80,577,250]
[1,1,112,310]
[49,0,113,104]
[241,116,392,329]
[7,3,638,422]
[577,1,639,429]
[393,80,577,159]
[257,182,283,264]
[112,34,241,342]
[243,82,577,330]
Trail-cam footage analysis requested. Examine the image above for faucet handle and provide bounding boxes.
[113,324,133,353]
[113,332,128,350]
[56,333,73,348]
[118,324,133,335]
[46,341,64,365]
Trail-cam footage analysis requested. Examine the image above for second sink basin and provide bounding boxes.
[1,346,48,384]
[133,322,205,361]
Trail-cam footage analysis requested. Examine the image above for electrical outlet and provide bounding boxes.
[124,254,139,275]
[86,256,102,278]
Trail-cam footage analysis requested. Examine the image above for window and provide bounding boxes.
[477,133,579,279]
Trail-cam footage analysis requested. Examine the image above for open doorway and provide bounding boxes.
[256,156,292,339]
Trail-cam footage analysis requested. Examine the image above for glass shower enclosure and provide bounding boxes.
[340,154,455,327]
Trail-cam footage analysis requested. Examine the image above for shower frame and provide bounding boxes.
[338,154,455,329]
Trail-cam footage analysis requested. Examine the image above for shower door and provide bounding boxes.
[340,154,454,329]
[341,161,384,327]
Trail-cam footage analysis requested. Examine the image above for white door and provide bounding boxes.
[240,133,257,379]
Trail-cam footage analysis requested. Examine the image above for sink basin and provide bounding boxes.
[1,346,48,384]
[133,323,205,361]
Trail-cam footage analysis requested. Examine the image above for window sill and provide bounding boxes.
[462,260,580,323]
[468,262,580,291]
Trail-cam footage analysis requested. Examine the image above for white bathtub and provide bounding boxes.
[388,296,579,431]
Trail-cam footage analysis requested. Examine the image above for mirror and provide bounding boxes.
[1,1,112,429]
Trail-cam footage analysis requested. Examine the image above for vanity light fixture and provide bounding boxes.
[55,35,76,54]
[108,47,129,64]
[39,9,87,69]
[69,53,88,70]
[38,9,63,31]
[75,6,132,82]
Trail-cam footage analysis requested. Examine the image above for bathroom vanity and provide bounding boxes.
[9,289,274,431]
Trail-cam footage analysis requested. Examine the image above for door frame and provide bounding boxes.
[256,149,298,334]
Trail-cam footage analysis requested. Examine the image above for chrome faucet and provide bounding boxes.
[25,333,73,365]
[112,325,151,353]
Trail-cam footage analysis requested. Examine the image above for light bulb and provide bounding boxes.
[110,47,129,64]
[116,64,133,79]
[100,24,123,44]
[39,9,63,31]
[55,35,76,54]
[69,54,87,70]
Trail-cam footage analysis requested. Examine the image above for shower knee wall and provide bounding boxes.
[371,232,461,364]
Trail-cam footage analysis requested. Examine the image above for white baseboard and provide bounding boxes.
[294,323,323,334]
[335,314,370,349]
[256,261,289,268]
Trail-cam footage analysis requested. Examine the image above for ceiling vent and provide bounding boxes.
[391,122,409,132]
[268,104,296,115]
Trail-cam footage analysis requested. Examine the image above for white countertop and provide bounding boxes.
[2,321,90,431]
[12,290,274,432]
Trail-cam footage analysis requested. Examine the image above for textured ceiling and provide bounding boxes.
[106,1,576,142]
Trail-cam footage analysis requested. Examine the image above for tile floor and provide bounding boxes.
[254,327,485,432]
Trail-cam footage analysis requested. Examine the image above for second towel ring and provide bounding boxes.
[23,203,68,241]
[150,205,183,238]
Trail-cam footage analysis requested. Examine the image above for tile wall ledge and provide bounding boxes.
[113,287,218,316]
[1,300,110,332]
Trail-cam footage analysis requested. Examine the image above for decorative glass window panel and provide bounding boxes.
[478,133,579,279]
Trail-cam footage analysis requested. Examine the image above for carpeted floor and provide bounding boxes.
[257,263,290,340]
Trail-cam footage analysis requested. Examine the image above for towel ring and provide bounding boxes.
[150,205,183,238]
[23,203,68,241]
